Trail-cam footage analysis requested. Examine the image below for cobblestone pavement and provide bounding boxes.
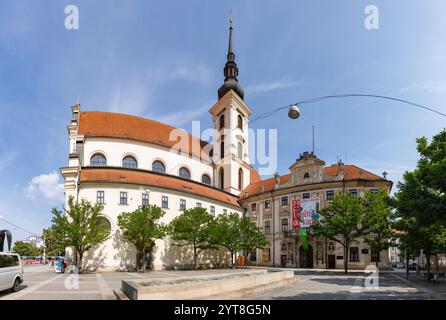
[242,270,446,300]
[1,265,445,300]
[0,265,256,300]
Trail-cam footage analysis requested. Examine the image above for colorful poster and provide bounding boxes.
[299,198,320,228]
[292,199,301,229]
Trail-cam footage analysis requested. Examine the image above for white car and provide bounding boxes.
[0,252,24,292]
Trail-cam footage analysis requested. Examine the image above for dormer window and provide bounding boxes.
[304,172,310,179]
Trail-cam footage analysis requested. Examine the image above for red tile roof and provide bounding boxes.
[78,111,210,161]
[242,164,386,197]
[80,168,241,207]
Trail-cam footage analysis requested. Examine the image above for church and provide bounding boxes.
[60,20,392,271]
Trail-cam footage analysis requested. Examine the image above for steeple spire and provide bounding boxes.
[218,16,244,100]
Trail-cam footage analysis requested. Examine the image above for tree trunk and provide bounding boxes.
[78,251,83,274]
[193,245,197,270]
[231,251,235,270]
[426,250,431,282]
[344,240,349,274]
[142,248,146,273]
[406,253,409,280]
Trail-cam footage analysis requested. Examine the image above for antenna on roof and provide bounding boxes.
[312,124,315,154]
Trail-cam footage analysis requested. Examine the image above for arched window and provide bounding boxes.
[237,115,243,130]
[122,155,137,168]
[219,167,224,189]
[304,172,310,179]
[152,160,166,173]
[220,141,225,159]
[96,216,112,236]
[238,142,243,159]
[219,114,225,129]
[238,168,244,190]
[201,174,211,185]
[90,153,107,166]
[179,167,191,179]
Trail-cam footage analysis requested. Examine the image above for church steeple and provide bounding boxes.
[218,17,245,100]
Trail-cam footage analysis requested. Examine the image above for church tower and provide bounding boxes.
[209,17,252,195]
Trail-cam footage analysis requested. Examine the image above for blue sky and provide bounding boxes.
[1,0,445,243]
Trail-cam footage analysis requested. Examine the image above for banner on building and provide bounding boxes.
[292,199,301,229]
[292,198,321,229]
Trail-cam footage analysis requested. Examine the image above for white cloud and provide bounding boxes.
[399,81,446,94]
[25,171,64,204]
[245,80,304,95]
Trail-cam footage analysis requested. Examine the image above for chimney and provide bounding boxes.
[382,171,388,179]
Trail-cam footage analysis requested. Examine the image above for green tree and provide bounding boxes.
[362,189,395,267]
[392,130,446,280]
[13,241,41,257]
[117,205,167,272]
[43,227,65,257]
[313,193,365,274]
[168,207,217,270]
[239,217,269,267]
[393,169,446,279]
[213,213,243,269]
[50,196,110,273]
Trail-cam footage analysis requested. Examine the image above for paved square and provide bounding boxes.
[1,265,445,300]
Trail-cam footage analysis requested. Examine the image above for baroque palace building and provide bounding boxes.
[239,152,392,269]
[60,21,392,271]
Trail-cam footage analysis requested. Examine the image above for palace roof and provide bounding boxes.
[241,164,388,198]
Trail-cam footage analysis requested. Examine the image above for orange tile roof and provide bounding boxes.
[78,111,210,162]
[324,164,384,181]
[80,167,241,208]
[242,164,386,197]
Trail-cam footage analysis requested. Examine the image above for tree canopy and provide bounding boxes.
[168,207,217,269]
[117,205,167,272]
[50,196,110,272]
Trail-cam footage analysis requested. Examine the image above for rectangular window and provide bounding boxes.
[210,206,215,216]
[349,189,358,197]
[370,189,379,193]
[142,193,149,206]
[264,220,271,234]
[303,192,310,199]
[281,196,288,206]
[162,196,168,209]
[180,199,186,211]
[120,192,127,205]
[251,203,257,211]
[349,247,359,262]
[264,200,271,209]
[281,218,288,233]
[97,191,105,204]
[196,202,202,208]
[326,190,335,201]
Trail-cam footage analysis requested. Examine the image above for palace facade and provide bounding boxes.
[239,152,393,269]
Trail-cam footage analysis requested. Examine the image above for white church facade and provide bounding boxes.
[60,21,392,271]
